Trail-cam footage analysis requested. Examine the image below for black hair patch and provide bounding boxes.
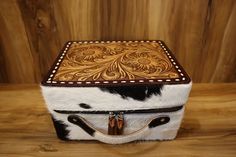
[51,116,69,140]
[79,103,92,109]
[99,85,163,101]
[68,115,95,136]
[148,116,170,128]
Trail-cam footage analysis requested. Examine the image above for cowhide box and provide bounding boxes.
[41,40,192,144]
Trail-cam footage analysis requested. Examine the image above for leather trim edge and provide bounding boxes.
[41,40,191,87]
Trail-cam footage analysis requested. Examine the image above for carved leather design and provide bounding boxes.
[53,42,179,82]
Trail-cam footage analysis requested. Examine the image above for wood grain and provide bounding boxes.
[0,0,37,83]
[0,83,235,156]
[0,0,235,83]
[17,0,61,81]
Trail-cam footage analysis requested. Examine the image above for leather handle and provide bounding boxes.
[68,115,170,144]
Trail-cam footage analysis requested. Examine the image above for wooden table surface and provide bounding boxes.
[0,84,235,157]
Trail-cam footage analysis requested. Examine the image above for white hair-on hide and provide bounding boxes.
[41,82,192,144]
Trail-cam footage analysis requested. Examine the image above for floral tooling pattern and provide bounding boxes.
[53,42,179,81]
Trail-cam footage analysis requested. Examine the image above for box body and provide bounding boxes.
[41,40,192,144]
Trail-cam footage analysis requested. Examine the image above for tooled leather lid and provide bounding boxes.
[41,40,191,87]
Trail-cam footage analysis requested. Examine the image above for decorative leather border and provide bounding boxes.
[41,40,191,87]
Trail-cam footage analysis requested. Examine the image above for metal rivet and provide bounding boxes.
[160,118,165,122]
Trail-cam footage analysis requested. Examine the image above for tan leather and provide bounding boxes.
[42,40,191,86]
[117,113,124,135]
[53,42,179,82]
[108,112,116,135]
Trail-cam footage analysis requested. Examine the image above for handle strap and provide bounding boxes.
[68,115,170,144]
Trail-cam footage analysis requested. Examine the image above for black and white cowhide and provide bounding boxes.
[99,85,163,101]
[41,82,192,143]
